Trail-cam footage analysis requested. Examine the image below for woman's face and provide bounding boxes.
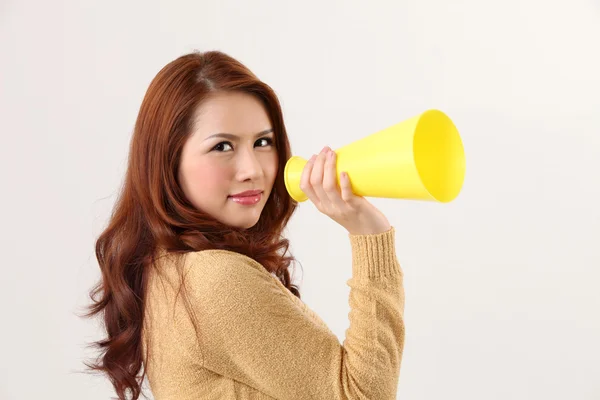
[178,91,278,229]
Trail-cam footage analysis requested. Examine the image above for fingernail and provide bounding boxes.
[321,146,329,154]
[309,155,316,162]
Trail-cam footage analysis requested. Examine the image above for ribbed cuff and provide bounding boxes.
[348,226,401,279]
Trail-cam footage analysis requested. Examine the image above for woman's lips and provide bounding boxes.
[228,191,263,205]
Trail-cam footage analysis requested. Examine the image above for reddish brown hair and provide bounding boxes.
[82,50,301,400]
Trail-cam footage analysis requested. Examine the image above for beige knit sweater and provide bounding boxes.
[142,227,405,399]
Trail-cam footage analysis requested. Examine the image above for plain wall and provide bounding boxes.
[1,0,599,399]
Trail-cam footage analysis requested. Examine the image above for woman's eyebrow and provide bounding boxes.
[203,128,274,142]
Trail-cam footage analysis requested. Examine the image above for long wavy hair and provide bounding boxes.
[82,50,301,400]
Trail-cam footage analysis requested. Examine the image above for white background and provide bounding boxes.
[1,0,599,399]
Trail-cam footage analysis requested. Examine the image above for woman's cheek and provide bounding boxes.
[201,165,229,192]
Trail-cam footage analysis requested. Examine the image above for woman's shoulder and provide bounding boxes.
[188,248,264,271]
[155,247,270,282]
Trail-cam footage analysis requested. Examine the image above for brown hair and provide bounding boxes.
[82,50,301,400]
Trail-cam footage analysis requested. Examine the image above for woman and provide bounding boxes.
[84,50,405,400]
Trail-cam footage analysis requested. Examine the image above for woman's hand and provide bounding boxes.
[300,146,392,235]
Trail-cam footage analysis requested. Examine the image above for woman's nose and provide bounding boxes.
[236,147,264,181]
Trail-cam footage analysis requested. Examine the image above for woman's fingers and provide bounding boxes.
[300,145,359,216]
[322,149,349,211]
[308,147,330,208]
[300,154,318,205]
[339,170,355,203]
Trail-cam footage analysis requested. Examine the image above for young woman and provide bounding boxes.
[85,50,405,400]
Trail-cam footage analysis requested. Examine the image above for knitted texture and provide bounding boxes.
[142,227,405,399]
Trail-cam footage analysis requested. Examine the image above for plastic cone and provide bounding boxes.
[284,109,466,203]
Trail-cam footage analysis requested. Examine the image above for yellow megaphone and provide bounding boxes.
[284,109,466,203]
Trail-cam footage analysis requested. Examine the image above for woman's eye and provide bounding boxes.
[213,142,233,152]
[256,137,274,147]
[212,137,274,152]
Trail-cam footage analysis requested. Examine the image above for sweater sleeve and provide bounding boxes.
[183,227,405,400]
